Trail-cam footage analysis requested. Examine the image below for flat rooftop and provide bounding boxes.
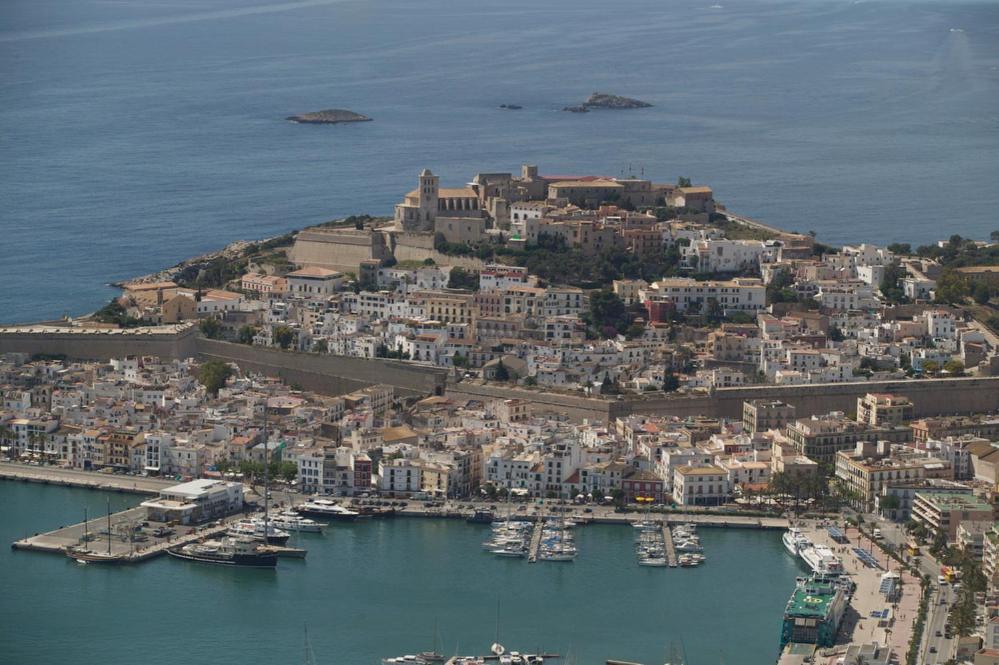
[785,581,841,619]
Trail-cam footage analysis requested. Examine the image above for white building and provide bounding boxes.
[379,457,423,494]
[286,267,346,299]
[672,464,730,506]
[643,277,766,315]
[140,479,243,524]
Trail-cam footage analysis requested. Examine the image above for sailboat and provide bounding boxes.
[381,620,445,664]
[66,498,127,564]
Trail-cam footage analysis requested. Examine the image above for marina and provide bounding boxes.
[2,481,804,664]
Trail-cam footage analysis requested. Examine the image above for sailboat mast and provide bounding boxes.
[83,506,88,548]
[106,497,112,556]
[263,398,269,537]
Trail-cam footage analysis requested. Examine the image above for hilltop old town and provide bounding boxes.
[2,165,999,665]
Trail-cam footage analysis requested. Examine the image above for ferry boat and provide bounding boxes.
[227,518,291,544]
[270,511,323,533]
[167,538,278,568]
[782,527,811,557]
[779,573,849,649]
[799,544,844,575]
[295,498,360,521]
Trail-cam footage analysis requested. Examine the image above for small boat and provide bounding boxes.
[638,556,668,567]
[467,510,495,524]
[167,537,277,568]
[492,545,527,558]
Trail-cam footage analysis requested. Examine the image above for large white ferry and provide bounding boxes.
[782,527,811,557]
[799,543,844,575]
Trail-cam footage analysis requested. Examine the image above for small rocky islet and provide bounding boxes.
[562,92,652,113]
[286,109,372,124]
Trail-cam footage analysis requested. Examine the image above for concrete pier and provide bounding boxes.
[12,508,233,564]
[661,523,678,568]
[527,521,544,563]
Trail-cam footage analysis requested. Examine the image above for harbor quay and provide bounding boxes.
[5,465,788,569]
[0,461,175,495]
[779,521,921,664]
[10,506,231,561]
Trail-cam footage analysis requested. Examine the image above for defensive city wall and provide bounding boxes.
[195,339,448,397]
[2,327,998,421]
[0,324,199,361]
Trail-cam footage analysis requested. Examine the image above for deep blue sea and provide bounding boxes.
[2,0,998,323]
[0,483,806,665]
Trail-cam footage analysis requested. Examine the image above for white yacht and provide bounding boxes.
[271,511,323,533]
[295,498,361,521]
[226,518,290,544]
[782,527,811,557]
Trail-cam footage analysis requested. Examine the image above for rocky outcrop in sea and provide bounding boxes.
[286,109,372,124]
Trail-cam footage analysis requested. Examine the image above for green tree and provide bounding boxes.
[934,269,969,305]
[879,494,901,512]
[586,289,631,337]
[198,360,234,397]
[676,176,692,188]
[879,261,909,304]
[312,339,328,354]
[199,317,223,339]
[273,325,295,350]
[278,461,298,482]
[590,487,604,502]
[447,267,480,291]
[971,281,992,305]
[942,360,964,376]
[493,360,510,382]
[237,325,257,345]
[922,360,940,375]
[662,373,680,392]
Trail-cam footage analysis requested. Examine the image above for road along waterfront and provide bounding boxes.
[2,480,802,665]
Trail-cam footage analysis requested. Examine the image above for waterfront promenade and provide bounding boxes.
[0,462,174,495]
[797,522,919,664]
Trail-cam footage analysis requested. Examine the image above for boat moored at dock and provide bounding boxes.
[295,498,361,521]
[227,518,291,544]
[167,537,278,568]
[782,527,811,557]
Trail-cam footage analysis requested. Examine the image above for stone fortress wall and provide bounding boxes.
[2,327,998,421]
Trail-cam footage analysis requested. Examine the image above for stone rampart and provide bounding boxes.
[196,339,448,397]
[0,325,198,360]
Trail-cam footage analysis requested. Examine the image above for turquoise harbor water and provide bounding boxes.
[2,0,999,322]
[0,483,805,664]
